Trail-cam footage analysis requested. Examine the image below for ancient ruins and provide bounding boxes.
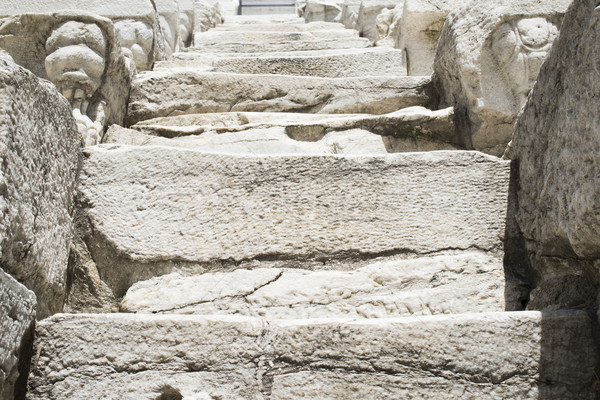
[1,0,600,398]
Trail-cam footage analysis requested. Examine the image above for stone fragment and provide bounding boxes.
[506,0,600,311]
[396,0,462,75]
[158,47,406,77]
[304,0,343,22]
[356,0,400,42]
[432,0,570,156]
[121,251,506,317]
[341,0,361,29]
[0,12,132,146]
[155,0,180,57]
[28,311,598,399]
[193,0,223,35]
[0,56,80,317]
[0,269,36,400]
[127,72,431,124]
[78,148,508,296]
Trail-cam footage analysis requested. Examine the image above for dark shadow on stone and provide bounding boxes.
[14,318,35,400]
[503,159,533,310]
[155,385,183,400]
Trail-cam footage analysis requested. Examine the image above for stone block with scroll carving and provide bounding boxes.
[432,0,570,156]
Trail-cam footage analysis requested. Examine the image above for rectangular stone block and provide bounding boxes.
[27,311,598,399]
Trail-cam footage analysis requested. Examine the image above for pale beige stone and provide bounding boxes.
[127,71,431,124]
[432,0,569,156]
[341,0,361,29]
[0,56,80,318]
[507,0,600,311]
[304,0,343,22]
[356,0,400,42]
[27,311,598,399]
[0,269,35,400]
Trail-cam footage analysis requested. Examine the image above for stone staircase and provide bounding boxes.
[27,14,597,400]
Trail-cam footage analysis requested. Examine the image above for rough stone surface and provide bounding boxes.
[396,0,462,75]
[77,148,508,296]
[432,0,570,156]
[304,0,343,22]
[507,0,600,311]
[356,0,400,42]
[190,35,371,52]
[0,269,35,400]
[0,12,132,146]
[155,0,180,57]
[28,311,598,399]
[341,0,361,29]
[127,71,432,124]
[193,0,223,35]
[121,250,506,317]
[0,56,80,318]
[157,47,406,77]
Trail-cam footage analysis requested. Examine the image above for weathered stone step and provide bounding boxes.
[156,47,406,78]
[28,311,597,399]
[211,21,346,32]
[78,148,508,296]
[126,72,431,125]
[188,36,373,53]
[120,250,505,317]
[194,30,359,48]
[108,107,458,153]
[222,14,305,24]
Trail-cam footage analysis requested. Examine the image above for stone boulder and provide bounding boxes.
[0,54,81,318]
[0,269,36,400]
[356,0,400,42]
[0,12,132,146]
[432,0,570,156]
[506,0,600,311]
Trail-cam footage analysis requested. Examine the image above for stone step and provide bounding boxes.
[28,311,597,399]
[211,21,346,31]
[108,107,458,153]
[156,47,407,78]
[194,30,359,47]
[221,14,306,24]
[120,250,506,317]
[126,72,431,125]
[77,148,508,297]
[188,36,373,53]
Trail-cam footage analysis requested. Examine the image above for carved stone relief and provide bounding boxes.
[114,20,154,72]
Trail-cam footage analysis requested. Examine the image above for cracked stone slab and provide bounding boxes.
[78,148,509,296]
[1,268,36,400]
[0,55,80,317]
[126,72,432,125]
[156,47,406,77]
[28,311,598,399]
[121,250,506,317]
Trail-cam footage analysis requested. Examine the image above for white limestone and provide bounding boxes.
[155,0,180,56]
[304,0,343,22]
[356,0,400,42]
[0,55,80,317]
[27,311,598,399]
[432,0,570,156]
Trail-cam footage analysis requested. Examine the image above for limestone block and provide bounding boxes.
[160,47,406,77]
[0,269,36,400]
[121,251,505,317]
[211,21,346,32]
[0,0,160,72]
[341,0,361,29]
[304,0,343,22]
[373,5,399,47]
[356,0,400,42]
[506,0,600,310]
[77,148,508,296]
[432,0,570,156]
[190,35,372,52]
[396,0,462,75]
[193,0,223,35]
[0,56,80,318]
[178,0,195,47]
[0,12,132,146]
[155,0,180,57]
[28,311,598,399]
[194,30,359,48]
[127,71,431,124]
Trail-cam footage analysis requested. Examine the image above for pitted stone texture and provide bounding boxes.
[396,0,463,75]
[507,0,600,310]
[1,269,35,400]
[432,0,569,156]
[78,148,508,296]
[28,311,598,399]
[127,72,431,124]
[0,57,80,317]
[121,251,506,317]
[0,12,132,145]
[356,0,400,42]
[158,47,406,77]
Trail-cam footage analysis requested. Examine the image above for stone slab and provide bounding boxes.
[0,269,36,400]
[127,72,431,124]
[432,0,570,156]
[506,0,600,310]
[156,47,406,77]
[121,250,506,317]
[78,148,508,296]
[189,36,372,52]
[27,311,598,399]
[0,55,80,317]
[195,29,358,45]
[211,21,345,31]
